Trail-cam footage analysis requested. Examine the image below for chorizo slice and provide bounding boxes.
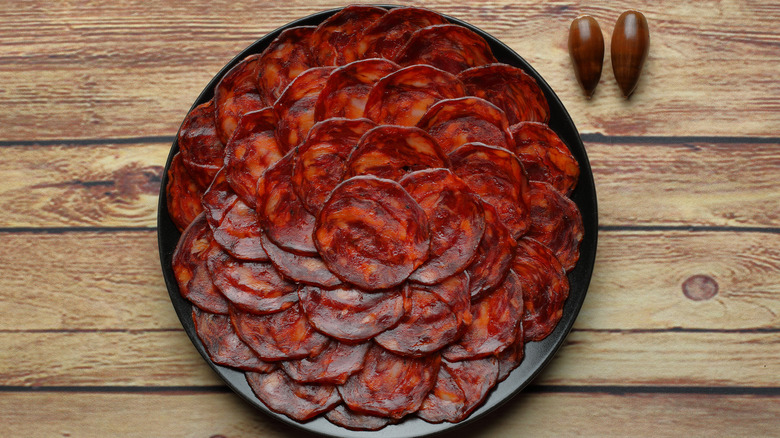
[201,168,238,231]
[298,284,405,342]
[443,270,523,361]
[497,322,525,382]
[458,63,550,125]
[417,96,513,154]
[172,213,229,314]
[310,5,387,66]
[443,357,499,420]
[513,236,570,342]
[396,24,497,75]
[215,55,267,144]
[291,118,376,214]
[510,121,580,196]
[364,64,466,126]
[314,176,430,290]
[223,107,284,208]
[449,143,531,239]
[345,125,449,182]
[417,362,465,423]
[261,234,342,289]
[246,370,341,421]
[400,169,484,284]
[212,199,267,261]
[192,307,275,372]
[256,26,317,105]
[231,303,329,361]
[177,100,223,189]
[166,153,204,232]
[273,66,335,152]
[280,340,369,384]
[465,201,517,300]
[314,58,400,121]
[525,181,584,272]
[356,6,449,60]
[339,344,441,419]
[325,404,391,431]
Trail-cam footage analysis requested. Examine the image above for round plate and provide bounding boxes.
[158,6,598,438]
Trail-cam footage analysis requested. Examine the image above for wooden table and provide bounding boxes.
[1,1,778,436]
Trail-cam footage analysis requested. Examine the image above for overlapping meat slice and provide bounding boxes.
[417,96,513,154]
[510,121,580,196]
[246,370,341,421]
[192,307,275,372]
[314,58,399,121]
[166,153,204,232]
[298,284,405,342]
[176,100,224,188]
[215,55,266,144]
[201,168,238,230]
[525,181,584,271]
[418,357,499,423]
[261,234,342,288]
[273,66,335,152]
[310,5,387,66]
[357,6,449,60]
[364,65,466,126]
[458,63,549,125]
[325,404,391,431]
[314,176,430,289]
[396,24,497,75]
[256,26,316,105]
[449,143,531,239]
[211,198,267,261]
[280,340,369,384]
[465,201,517,300]
[339,344,441,419]
[497,317,525,381]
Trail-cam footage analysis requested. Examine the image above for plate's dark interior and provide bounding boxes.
[157,6,598,438]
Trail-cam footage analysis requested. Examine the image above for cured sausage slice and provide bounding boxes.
[339,344,441,419]
[449,143,531,239]
[465,201,517,300]
[314,176,430,290]
[513,236,569,342]
[177,100,223,189]
[215,55,266,144]
[256,26,316,105]
[231,303,329,361]
[223,107,284,208]
[417,97,513,154]
[325,404,391,431]
[192,307,275,372]
[396,24,497,75]
[212,198,267,261]
[166,153,204,232]
[510,122,580,196]
[280,340,369,384]
[525,181,584,272]
[207,247,298,315]
[417,362,464,423]
[345,126,449,182]
[364,65,466,126]
[314,59,400,121]
[273,66,335,152]
[423,272,472,330]
[291,118,376,214]
[172,213,229,314]
[497,321,524,381]
[261,234,342,288]
[421,357,500,422]
[310,5,387,66]
[201,168,238,231]
[298,284,405,342]
[357,7,449,60]
[458,63,550,125]
[256,152,318,255]
[400,169,484,284]
[443,270,523,361]
[246,370,341,421]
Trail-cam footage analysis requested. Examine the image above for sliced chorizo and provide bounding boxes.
[465,201,517,300]
[211,198,267,261]
[280,340,369,384]
[273,66,335,152]
[396,24,497,75]
[192,307,275,372]
[325,404,391,431]
[417,96,513,154]
[525,181,584,272]
[256,26,316,105]
[417,362,465,423]
[215,55,266,144]
[166,153,204,232]
[314,58,400,121]
[246,370,341,421]
[201,168,238,231]
[497,322,525,382]
[510,121,580,196]
[442,357,499,420]
[356,6,449,60]
[310,5,387,66]
[177,100,223,189]
[261,234,342,289]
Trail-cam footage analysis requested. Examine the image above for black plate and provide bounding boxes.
[158,6,598,438]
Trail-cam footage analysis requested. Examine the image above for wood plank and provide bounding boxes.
[0,1,778,140]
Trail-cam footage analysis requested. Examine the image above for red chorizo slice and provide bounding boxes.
[166,153,204,232]
[510,122,580,196]
[201,168,238,231]
[525,181,584,272]
[396,24,497,75]
[339,344,441,419]
[497,321,525,381]
[443,357,499,420]
[298,284,405,342]
[465,201,517,300]
[513,236,569,342]
[223,107,284,208]
[256,26,316,105]
[310,5,387,66]
[345,126,448,182]
[177,100,223,189]
[231,303,329,361]
[364,65,466,126]
[192,307,275,372]
[314,176,430,289]
[291,118,376,214]
[274,66,335,152]
[172,213,229,314]
[417,96,513,154]
[246,370,341,421]
[314,58,400,121]
[357,6,449,60]
[212,199,267,261]
[449,143,531,239]
[424,272,472,330]
[261,234,342,288]
[280,340,369,384]
[400,169,484,284]
[458,63,550,125]
[325,404,391,431]
[417,362,465,423]
[215,55,266,144]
